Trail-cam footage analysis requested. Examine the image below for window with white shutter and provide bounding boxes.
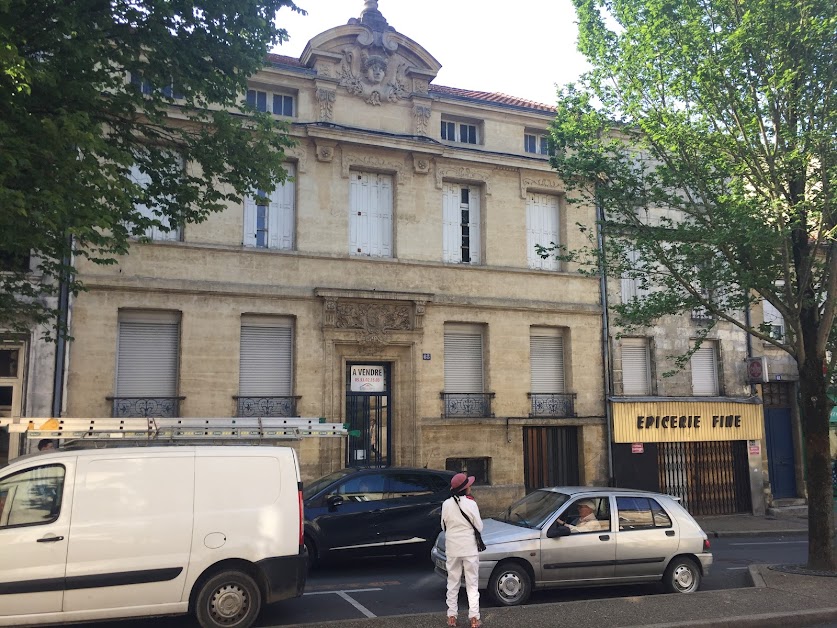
[621,247,650,303]
[762,294,785,341]
[443,323,490,417]
[526,193,559,270]
[530,328,565,393]
[443,184,481,264]
[690,342,719,396]
[237,316,295,417]
[115,310,180,417]
[243,163,295,250]
[350,171,393,258]
[620,338,652,396]
[128,159,183,242]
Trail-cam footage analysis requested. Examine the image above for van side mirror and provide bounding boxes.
[547,524,571,538]
[327,494,344,510]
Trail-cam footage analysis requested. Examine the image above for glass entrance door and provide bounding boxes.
[345,363,391,468]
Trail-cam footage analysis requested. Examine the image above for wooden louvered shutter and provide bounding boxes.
[621,338,651,395]
[530,329,565,393]
[442,183,460,263]
[239,317,293,396]
[116,312,180,396]
[526,193,559,270]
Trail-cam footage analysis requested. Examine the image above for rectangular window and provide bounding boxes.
[443,325,484,394]
[239,316,293,397]
[526,193,560,270]
[115,310,180,416]
[247,89,294,116]
[621,247,649,304]
[616,496,672,530]
[621,338,651,396]
[243,163,296,250]
[762,295,785,341]
[691,341,719,396]
[130,72,183,99]
[350,171,393,258]
[445,457,490,485]
[530,327,565,393]
[443,183,481,264]
[524,133,552,155]
[440,118,479,144]
[128,159,184,242]
[0,350,19,378]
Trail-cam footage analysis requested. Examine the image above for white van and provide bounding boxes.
[0,445,306,627]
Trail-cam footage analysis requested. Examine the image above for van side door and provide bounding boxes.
[0,460,74,617]
[62,451,195,613]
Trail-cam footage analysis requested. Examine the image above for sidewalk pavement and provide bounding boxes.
[287,513,837,628]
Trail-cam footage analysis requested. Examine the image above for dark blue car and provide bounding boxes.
[302,467,454,568]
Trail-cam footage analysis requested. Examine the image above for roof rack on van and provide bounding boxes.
[0,417,355,443]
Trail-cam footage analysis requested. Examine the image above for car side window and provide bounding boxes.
[560,497,610,533]
[616,496,673,530]
[386,473,438,499]
[336,474,387,502]
[0,464,66,529]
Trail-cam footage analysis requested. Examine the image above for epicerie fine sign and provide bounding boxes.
[612,401,764,443]
[350,366,385,393]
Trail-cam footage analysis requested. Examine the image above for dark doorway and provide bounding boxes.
[523,426,579,492]
[345,363,391,468]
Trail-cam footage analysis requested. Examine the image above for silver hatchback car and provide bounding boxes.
[431,487,712,606]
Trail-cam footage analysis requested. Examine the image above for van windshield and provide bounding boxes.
[303,469,354,500]
[496,490,570,529]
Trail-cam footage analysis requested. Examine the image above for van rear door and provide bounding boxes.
[62,450,195,613]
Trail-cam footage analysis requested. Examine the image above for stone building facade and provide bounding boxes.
[61,2,608,511]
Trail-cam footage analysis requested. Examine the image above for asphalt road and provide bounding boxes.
[64,534,809,628]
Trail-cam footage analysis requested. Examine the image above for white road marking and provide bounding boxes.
[304,587,381,619]
[726,566,750,570]
[729,541,807,545]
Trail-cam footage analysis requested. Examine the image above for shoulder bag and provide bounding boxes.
[454,497,487,552]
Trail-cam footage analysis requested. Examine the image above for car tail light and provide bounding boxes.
[703,539,711,551]
[298,482,304,549]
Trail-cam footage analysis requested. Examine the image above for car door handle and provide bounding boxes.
[37,535,65,543]
[599,535,610,541]
[665,530,675,537]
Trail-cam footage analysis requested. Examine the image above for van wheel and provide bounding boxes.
[488,561,532,606]
[663,557,701,593]
[195,570,262,628]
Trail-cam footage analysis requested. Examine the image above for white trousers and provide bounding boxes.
[446,555,480,620]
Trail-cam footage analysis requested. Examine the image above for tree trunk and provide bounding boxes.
[798,354,836,571]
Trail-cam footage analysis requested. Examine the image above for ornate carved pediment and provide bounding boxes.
[342,153,408,184]
[520,170,565,199]
[284,145,308,173]
[317,288,432,353]
[435,164,493,196]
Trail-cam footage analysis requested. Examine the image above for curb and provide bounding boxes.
[642,607,837,628]
[704,528,807,538]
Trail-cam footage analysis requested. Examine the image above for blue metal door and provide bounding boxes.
[765,408,797,498]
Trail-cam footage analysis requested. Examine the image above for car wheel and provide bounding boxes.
[488,561,532,606]
[304,535,318,572]
[194,569,261,628]
[663,556,701,593]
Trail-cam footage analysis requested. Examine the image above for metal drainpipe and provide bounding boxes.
[595,186,615,484]
[743,295,755,396]
[51,235,72,418]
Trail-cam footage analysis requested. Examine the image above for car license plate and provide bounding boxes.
[436,559,446,572]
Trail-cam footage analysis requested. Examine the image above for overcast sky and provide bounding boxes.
[273,0,590,107]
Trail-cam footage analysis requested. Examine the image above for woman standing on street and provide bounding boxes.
[441,472,483,628]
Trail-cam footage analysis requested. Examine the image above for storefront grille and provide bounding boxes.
[658,441,751,515]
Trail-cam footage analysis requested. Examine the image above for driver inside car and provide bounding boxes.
[554,499,603,533]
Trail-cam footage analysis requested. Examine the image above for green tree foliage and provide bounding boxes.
[0,0,301,334]
[548,0,836,568]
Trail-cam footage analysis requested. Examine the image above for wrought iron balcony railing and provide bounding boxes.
[234,396,300,418]
[109,396,184,418]
[528,392,577,418]
[441,392,494,418]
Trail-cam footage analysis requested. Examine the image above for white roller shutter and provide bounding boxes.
[530,330,565,393]
[444,331,484,393]
[691,344,719,396]
[239,320,293,396]
[621,338,651,396]
[526,193,559,270]
[116,313,180,396]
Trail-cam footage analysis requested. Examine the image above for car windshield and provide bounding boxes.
[496,490,570,529]
[303,469,355,499]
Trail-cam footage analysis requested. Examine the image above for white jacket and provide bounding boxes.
[441,495,483,558]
